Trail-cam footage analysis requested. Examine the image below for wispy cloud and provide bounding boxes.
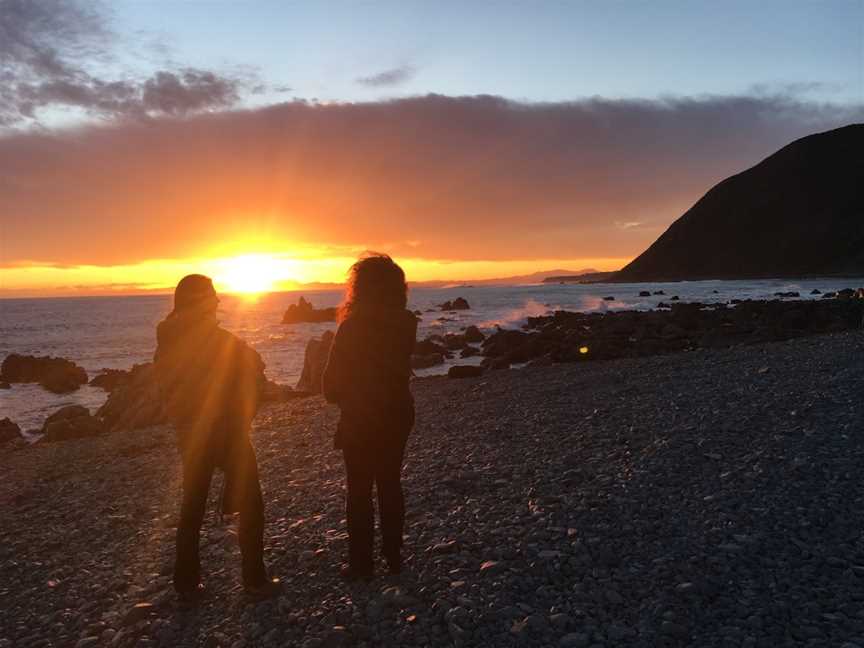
[356,65,417,88]
[0,0,256,127]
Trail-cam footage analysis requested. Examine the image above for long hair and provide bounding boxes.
[339,253,407,322]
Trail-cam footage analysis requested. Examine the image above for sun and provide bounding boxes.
[212,254,295,294]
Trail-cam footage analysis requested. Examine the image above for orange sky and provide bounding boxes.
[2,95,859,297]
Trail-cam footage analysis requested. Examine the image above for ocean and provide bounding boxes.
[1,278,860,431]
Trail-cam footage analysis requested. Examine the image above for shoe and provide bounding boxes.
[244,577,283,600]
[176,583,206,605]
[340,564,374,582]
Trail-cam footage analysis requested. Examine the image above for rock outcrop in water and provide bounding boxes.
[477,292,864,369]
[295,331,335,394]
[96,363,168,432]
[282,297,337,324]
[41,405,104,442]
[439,297,470,311]
[0,353,88,394]
[617,124,864,281]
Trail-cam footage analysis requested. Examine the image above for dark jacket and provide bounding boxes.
[322,307,417,449]
[153,312,265,462]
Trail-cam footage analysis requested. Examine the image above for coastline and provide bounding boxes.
[3,330,864,646]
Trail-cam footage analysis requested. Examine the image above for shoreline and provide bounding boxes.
[3,331,864,646]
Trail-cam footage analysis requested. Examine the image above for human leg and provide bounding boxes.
[174,450,214,593]
[343,443,375,575]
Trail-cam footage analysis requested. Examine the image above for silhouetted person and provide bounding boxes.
[153,275,281,601]
[323,254,417,580]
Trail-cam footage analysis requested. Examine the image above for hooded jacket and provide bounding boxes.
[322,307,417,449]
[153,311,265,458]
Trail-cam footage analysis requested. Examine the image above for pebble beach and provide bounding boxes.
[2,330,864,647]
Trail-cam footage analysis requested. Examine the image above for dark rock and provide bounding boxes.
[639,291,651,297]
[0,418,21,443]
[670,295,680,301]
[617,125,864,280]
[811,288,821,294]
[41,405,104,442]
[439,297,470,311]
[653,290,665,295]
[411,353,445,369]
[774,291,800,298]
[1,353,88,393]
[295,331,335,393]
[448,365,484,379]
[460,346,480,358]
[282,297,337,324]
[97,363,168,432]
[89,368,131,392]
[463,325,485,343]
[415,337,448,356]
[602,296,615,301]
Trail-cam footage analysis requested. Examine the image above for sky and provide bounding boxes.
[1,0,863,296]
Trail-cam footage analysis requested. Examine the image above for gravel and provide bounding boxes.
[2,330,864,647]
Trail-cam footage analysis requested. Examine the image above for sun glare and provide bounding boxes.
[212,254,295,295]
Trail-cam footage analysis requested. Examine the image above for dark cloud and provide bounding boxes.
[357,65,417,87]
[0,0,248,126]
[1,93,861,267]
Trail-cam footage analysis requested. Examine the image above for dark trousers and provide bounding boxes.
[174,436,267,591]
[342,440,407,571]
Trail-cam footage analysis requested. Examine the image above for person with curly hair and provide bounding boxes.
[323,253,418,580]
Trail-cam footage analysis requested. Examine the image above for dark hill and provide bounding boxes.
[616,124,864,281]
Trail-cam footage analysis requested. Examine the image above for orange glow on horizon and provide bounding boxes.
[0,248,630,298]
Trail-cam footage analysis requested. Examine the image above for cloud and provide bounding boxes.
[356,65,417,87]
[0,0,250,126]
[1,93,862,268]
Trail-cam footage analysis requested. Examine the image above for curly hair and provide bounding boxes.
[339,253,408,322]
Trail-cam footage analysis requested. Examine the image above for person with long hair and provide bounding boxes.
[153,275,281,602]
[323,253,418,580]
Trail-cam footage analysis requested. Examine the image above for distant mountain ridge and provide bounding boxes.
[616,124,864,281]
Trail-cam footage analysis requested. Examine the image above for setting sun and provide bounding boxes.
[212,254,297,294]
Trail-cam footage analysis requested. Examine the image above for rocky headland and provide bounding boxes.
[616,124,864,281]
[3,327,864,647]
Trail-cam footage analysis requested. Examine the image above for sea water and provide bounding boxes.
[1,278,860,431]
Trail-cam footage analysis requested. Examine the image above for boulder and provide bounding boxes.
[639,291,651,297]
[774,291,800,298]
[448,365,484,379]
[96,363,168,432]
[411,353,445,369]
[295,331,335,393]
[463,325,485,343]
[415,337,448,356]
[439,297,470,311]
[602,296,615,301]
[282,296,338,324]
[41,405,104,442]
[0,418,21,443]
[0,353,88,394]
[810,289,822,295]
[89,368,131,392]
